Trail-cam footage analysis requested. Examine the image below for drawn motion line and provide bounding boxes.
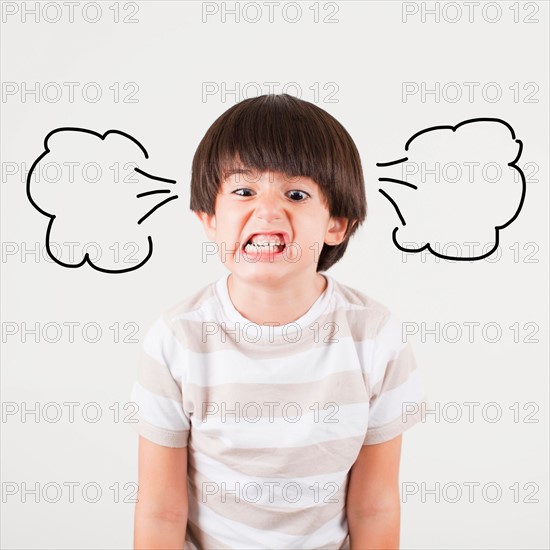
[134,167,176,184]
[136,189,172,198]
[376,157,408,167]
[378,177,418,190]
[138,195,179,225]
[378,189,406,227]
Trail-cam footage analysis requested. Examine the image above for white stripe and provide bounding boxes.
[191,448,350,510]
[188,496,347,549]
[194,401,369,448]
[142,316,172,364]
[370,314,408,384]
[185,337,363,386]
[353,337,376,375]
[173,293,220,323]
[131,382,190,431]
[367,369,424,428]
[142,317,189,385]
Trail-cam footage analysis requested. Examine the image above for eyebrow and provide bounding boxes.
[223,168,253,178]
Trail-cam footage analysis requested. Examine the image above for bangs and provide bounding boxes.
[213,95,337,186]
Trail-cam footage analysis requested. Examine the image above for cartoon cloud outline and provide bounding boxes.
[377,118,526,261]
[26,127,177,274]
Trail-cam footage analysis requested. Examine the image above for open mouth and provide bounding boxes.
[242,233,287,254]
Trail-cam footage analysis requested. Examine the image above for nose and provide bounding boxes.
[254,189,283,222]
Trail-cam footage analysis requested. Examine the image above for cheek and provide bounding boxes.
[215,210,245,239]
[226,211,246,230]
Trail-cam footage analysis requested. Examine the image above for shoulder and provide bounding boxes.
[147,278,220,348]
[329,276,394,340]
[163,279,218,323]
[331,276,392,315]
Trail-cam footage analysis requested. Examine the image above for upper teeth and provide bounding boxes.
[248,234,284,246]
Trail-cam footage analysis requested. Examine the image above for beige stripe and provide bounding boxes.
[161,283,218,352]
[363,400,427,445]
[187,519,350,550]
[138,353,182,401]
[184,369,369,422]
[164,283,217,322]
[186,519,233,549]
[369,342,417,399]
[333,279,391,313]
[190,433,364,478]
[187,475,347,537]
[168,307,386,359]
[135,416,188,447]
[347,307,390,344]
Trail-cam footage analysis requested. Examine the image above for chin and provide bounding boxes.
[232,265,289,282]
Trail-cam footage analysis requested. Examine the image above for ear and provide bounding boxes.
[324,217,351,246]
[194,211,217,241]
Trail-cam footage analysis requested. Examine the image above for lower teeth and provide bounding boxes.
[245,244,284,253]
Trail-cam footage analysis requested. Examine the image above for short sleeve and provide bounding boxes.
[363,313,428,445]
[130,316,190,447]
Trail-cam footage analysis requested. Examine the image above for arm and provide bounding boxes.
[346,434,402,550]
[134,436,189,549]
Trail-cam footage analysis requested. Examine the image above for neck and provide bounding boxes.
[227,271,328,326]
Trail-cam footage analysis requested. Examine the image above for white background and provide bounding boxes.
[1,1,548,548]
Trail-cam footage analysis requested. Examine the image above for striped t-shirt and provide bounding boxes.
[131,271,427,549]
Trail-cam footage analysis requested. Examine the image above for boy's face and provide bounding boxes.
[195,168,350,284]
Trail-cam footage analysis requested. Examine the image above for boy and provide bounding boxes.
[132,94,427,549]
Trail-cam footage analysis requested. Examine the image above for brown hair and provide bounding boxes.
[190,94,366,272]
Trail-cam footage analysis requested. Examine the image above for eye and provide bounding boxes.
[287,190,309,201]
[232,188,254,197]
[231,188,310,201]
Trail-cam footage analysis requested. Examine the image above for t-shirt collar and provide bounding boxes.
[215,271,334,336]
